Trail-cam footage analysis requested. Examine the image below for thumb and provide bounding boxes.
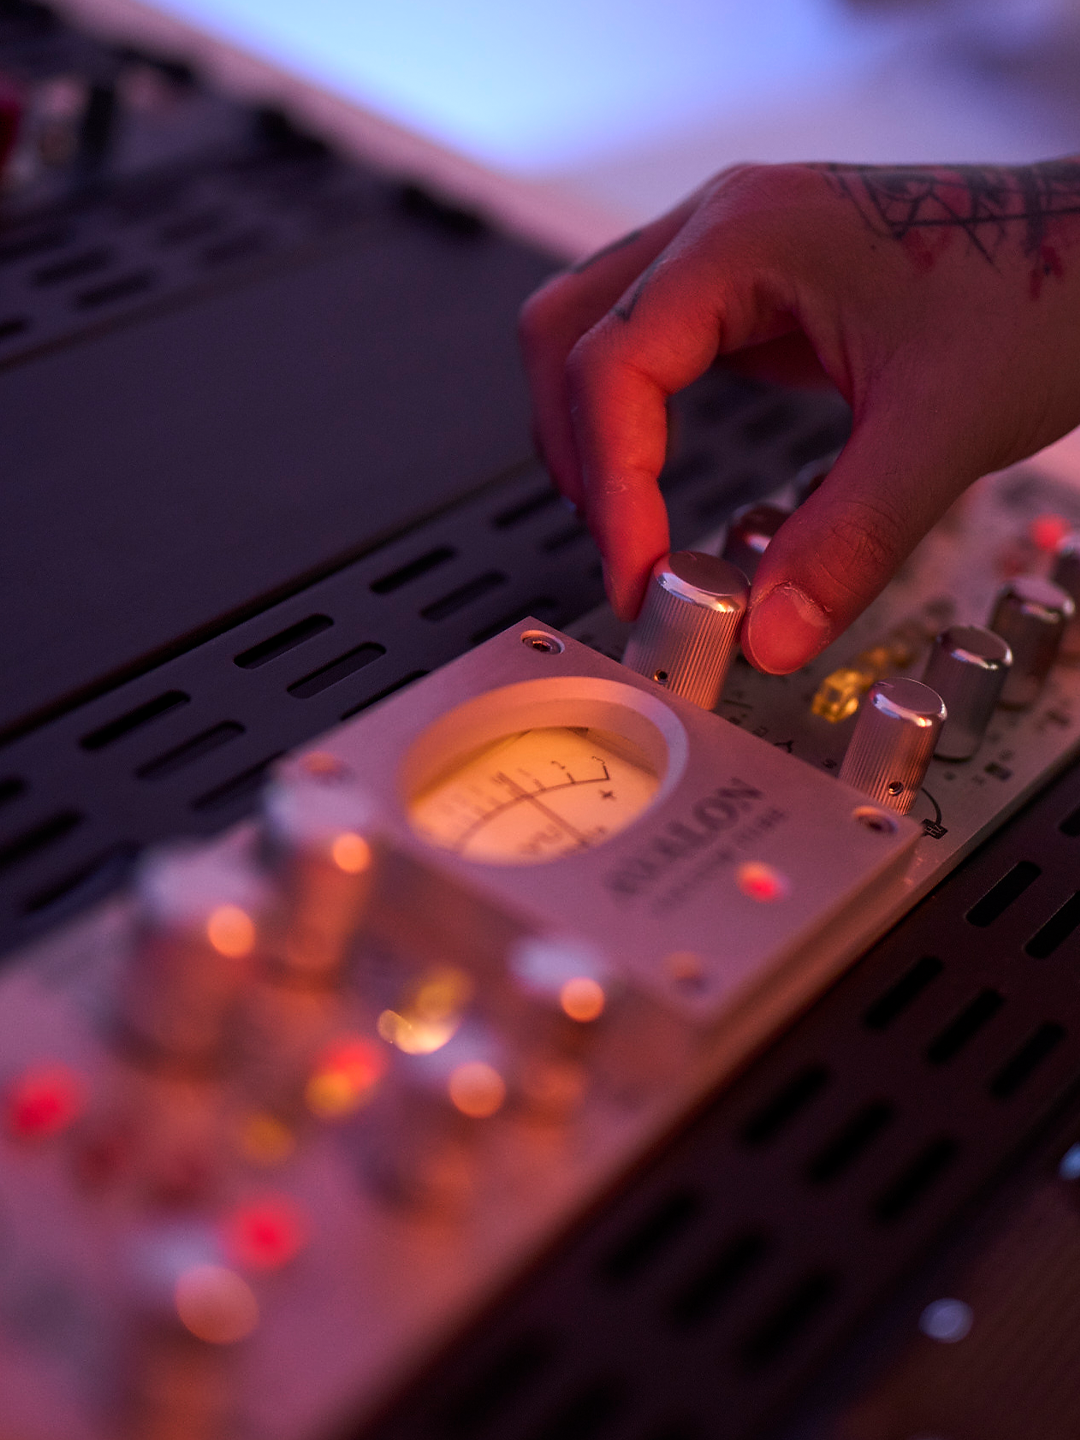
[742,403,976,674]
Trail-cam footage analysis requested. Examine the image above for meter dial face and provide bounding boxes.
[409,726,660,866]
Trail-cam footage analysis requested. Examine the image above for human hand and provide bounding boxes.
[519,160,1080,672]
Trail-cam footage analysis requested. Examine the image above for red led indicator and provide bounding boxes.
[1031,514,1071,554]
[735,862,788,903]
[5,1063,86,1141]
[222,1195,310,1271]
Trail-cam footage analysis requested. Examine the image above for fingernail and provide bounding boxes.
[744,584,831,674]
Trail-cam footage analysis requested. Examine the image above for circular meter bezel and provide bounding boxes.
[400,677,689,864]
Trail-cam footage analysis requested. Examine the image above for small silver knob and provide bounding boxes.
[1051,531,1080,659]
[838,678,946,814]
[922,625,1012,761]
[720,502,789,580]
[989,575,1074,709]
[623,551,749,710]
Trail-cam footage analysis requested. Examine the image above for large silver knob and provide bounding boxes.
[838,678,946,814]
[1051,531,1080,659]
[720,502,789,581]
[922,625,1012,761]
[989,575,1074,709]
[623,552,749,710]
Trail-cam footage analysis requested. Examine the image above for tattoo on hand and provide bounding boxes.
[571,228,644,274]
[614,256,661,322]
[819,160,1080,266]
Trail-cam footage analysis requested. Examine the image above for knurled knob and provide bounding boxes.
[989,575,1074,709]
[921,624,1012,761]
[838,677,946,814]
[720,502,789,581]
[1051,531,1080,659]
[623,551,749,710]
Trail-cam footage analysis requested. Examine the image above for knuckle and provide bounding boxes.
[814,497,907,607]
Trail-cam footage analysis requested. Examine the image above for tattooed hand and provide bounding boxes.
[519,161,1080,672]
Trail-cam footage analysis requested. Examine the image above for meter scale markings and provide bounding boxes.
[410,727,660,865]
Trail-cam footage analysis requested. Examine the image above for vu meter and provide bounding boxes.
[409,726,660,864]
[310,621,920,1048]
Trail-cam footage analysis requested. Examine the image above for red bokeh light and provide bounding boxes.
[222,1195,310,1271]
[5,1063,86,1141]
[1031,513,1072,554]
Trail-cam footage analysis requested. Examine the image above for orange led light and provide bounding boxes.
[736,862,788,903]
[5,1063,85,1141]
[299,751,346,777]
[174,1264,259,1344]
[448,1061,506,1118]
[222,1195,309,1271]
[559,976,606,1023]
[305,1037,385,1119]
[330,831,371,874]
[206,904,256,958]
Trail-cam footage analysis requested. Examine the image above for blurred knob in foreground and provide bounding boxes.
[989,575,1074,709]
[1051,530,1080,659]
[922,624,1012,761]
[623,552,749,710]
[838,678,946,815]
[720,502,789,581]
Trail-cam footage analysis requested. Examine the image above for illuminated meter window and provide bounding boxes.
[409,726,660,865]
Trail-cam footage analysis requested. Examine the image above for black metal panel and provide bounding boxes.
[354,747,1080,1440]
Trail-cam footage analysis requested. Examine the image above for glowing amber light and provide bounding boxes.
[330,831,371,874]
[448,1061,506,1118]
[300,751,346,777]
[206,904,256,958]
[175,1264,259,1344]
[5,1064,85,1140]
[240,1112,296,1165]
[559,976,606,1023]
[736,862,788,902]
[222,1196,309,1271]
[305,1037,385,1119]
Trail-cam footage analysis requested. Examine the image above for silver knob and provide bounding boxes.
[1051,531,1080,659]
[623,551,749,710]
[838,678,946,814]
[720,502,789,580]
[922,625,1012,761]
[989,575,1074,709]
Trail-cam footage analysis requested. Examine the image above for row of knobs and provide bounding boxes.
[623,522,1080,816]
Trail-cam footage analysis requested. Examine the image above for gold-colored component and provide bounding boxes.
[811,618,940,723]
[376,966,472,1054]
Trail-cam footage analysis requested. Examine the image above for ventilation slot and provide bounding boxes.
[287,643,385,699]
[872,1136,958,1223]
[527,1378,623,1440]
[541,522,589,553]
[0,811,83,874]
[75,271,155,309]
[1025,892,1080,958]
[135,722,244,780]
[471,598,559,646]
[190,753,284,813]
[80,691,190,751]
[421,572,506,622]
[370,546,455,594]
[805,1101,894,1184]
[667,1231,769,1330]
[234,615,332,668]
[33,248,112,286]
[492,490,559,529]
[340,670,428,720]
[926,989,1005,1065]
[739,1271,838,1369]
[21,843,137,918]
[989,1023,1065,1099]
[0,777,25,808]
[966,860,1041,926]
[864,956,943,1030]
[598,1190,702,1286]
[740,1063,830,1146]
[440,1333,556,1438]
[1059,803,1080,838]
